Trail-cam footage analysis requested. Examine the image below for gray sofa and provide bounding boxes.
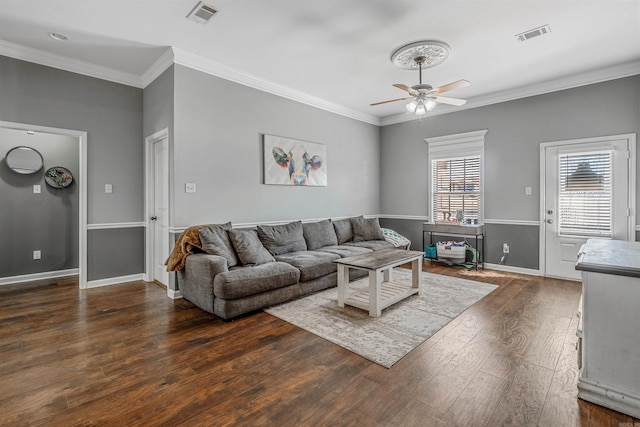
[177,217,397,320]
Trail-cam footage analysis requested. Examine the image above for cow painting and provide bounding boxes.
[263,135,327,186]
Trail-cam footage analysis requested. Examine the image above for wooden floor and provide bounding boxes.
[1,265,638,426]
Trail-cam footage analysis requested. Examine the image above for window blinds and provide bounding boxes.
[432,156,481,223]
[558,151,612,237]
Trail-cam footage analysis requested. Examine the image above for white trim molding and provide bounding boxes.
[86,273,145,289]
[378,215,430,221]
[0,269,79,286]
[0,39,142,88]
[87,222,146,230]
[381,59,640,126]
[483,219,540,226]
[172,48,380,126]
[484,263,541,277]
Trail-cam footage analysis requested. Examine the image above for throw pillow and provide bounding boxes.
[333,216,362,244]
[198,222,239,268]
[256,221,307,255]
[228,229,275,266]
[352,217,385,242]
[302,219,338,250]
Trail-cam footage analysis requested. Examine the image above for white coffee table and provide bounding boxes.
[334,248,423,317]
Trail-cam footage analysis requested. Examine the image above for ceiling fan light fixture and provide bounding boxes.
[406,100,418,113]
[415,103,427,116]
[425,99,437,111]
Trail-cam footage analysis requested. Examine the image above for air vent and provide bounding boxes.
[187,1,218,24]
[516,25,551,42]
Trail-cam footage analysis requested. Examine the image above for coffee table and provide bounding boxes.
[334,248,424,317]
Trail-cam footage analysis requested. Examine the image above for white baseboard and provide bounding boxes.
[167,288,183,299]
[0,268,79,286]
[484,263,541,277]
[578,377,640,418]
[85,273,145,289]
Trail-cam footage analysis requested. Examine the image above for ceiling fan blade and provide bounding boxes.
[393,84,418,95]
[434,95,467,106]
[433,79,470,94]
[370,97,410,106]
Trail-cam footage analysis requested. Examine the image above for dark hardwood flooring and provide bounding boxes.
[1,264,638,426]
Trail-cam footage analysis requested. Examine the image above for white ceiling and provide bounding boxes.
[1,0,639,125]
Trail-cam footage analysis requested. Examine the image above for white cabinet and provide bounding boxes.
[575,239,640,418]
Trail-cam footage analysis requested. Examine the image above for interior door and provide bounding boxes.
[543,137,631,280]
[152,137,170,286]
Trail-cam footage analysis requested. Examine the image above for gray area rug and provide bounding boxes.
[265,269,497,368]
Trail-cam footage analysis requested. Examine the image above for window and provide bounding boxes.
[432,155,481,223]
[426,130,486,224]
[558,150,612,237]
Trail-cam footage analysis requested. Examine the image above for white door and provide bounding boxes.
[152,137,170,286]
[542,137,632,280]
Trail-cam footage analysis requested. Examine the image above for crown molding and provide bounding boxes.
[3,38,638,128]
[380,59,640,126]
[140,47,175,88]
[0,39,143,88]
[171,47,381,126]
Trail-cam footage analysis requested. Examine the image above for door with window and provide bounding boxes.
[542,136,633,280]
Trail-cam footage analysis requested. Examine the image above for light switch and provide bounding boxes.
[185,183,197,193]
[525,186,532,195]
[33,184,41,194]
[105,184,113,193]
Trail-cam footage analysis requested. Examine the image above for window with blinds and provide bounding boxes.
[558,150,612,237]
[432,155,481,223]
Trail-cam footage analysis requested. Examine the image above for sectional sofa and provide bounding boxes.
[172,217,401,319]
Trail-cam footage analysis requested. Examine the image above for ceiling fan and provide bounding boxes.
[371,41,470,116]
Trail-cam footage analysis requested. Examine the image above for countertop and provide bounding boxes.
[575,238,640,278]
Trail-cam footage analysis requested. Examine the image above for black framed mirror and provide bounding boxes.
[5,146,44,174]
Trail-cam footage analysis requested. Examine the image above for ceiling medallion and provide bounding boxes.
[390,40,450,70]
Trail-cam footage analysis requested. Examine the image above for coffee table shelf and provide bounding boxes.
[334,249,423,317]
[343,280,419,313]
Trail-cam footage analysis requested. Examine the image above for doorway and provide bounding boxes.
[0,120,88,288]
[145,129,170,289]
[540,134,636,280]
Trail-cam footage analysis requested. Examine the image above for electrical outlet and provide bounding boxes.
[33,184,41,194]
[503,243,510,254]
[33,250,41,260]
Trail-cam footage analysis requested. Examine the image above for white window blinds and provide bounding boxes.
[558,150,612,237]
[432,156,481,223]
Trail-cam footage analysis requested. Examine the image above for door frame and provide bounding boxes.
[539,133,636,277]
[0,120,88,288]
[144,128,171,293]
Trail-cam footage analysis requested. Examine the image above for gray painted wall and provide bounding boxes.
[0,55,145,281]
[171,65,381,227]
[0,129,79,276]
[380,75,640,270]
[87,228,145,281]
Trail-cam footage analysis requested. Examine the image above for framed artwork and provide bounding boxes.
[263,134,327,186]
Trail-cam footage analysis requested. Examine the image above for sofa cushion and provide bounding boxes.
[352,217,385,242]
[198,222,239,267]
[314,245,372,258]
[333,217,358,244]
[228,229,275,266]
[257,221,307,255]
[214,262,300,300]
[274,250,340,282]
[343,240,395,251]
[302,219,338,250]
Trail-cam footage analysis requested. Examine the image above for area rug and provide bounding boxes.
[265,269,497,368]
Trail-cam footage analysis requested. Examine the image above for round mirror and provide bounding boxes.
[5,146,44,174]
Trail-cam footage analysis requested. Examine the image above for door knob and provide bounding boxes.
[547,219,553,224]
[547,210,553,215]
[151,216,157,221]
